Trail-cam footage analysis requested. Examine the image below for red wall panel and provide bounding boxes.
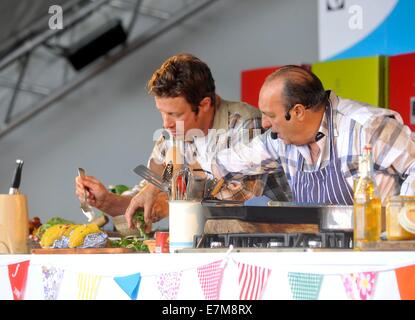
[241,67,280,108]
[241,65,310,108]
[389,52,415,131]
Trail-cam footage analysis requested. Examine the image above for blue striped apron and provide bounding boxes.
[292,106,354,205]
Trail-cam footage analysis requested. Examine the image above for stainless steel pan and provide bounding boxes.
[201,200,353,231]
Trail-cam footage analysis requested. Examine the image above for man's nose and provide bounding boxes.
[261,116,271,129]
[163,115,175,129]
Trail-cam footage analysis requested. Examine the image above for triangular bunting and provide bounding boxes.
[77,272,102,300]
[395,264,415,300]
[157,271,182,300]
[341,272,378,300]
[238,262,271,300]
[114,273,142,300]
[197,260,225,300]
[41,266,64,300]
[288,272,323,300]
[8,260,30,300]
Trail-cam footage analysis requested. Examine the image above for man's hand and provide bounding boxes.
[151,192,169,221]
[125,184,168,232]
[75,175,110,211]
[75,175,133,217]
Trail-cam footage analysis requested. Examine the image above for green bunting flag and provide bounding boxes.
[288,272,323,300]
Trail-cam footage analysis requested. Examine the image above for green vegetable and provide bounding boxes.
[109,236,149,252]
[106,184,149,239]
[133,210,148,239]
[108,184,130,195]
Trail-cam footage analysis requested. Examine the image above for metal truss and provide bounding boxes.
[0,0,218,139]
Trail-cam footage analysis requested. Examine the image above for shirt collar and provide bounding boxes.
[315,90,340,140]
[211,97,229,131]
[327,90,339,137]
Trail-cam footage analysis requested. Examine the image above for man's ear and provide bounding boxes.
[198,97,212,113]
[293,104,307,120]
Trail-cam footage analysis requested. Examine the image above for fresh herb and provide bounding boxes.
[108,184,130,195]
[106,184,149,239]
[133,210,148,239]
[109,236,149,252]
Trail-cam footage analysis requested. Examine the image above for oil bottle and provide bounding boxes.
[353,144,382,248]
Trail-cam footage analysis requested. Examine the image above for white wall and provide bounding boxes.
[0,0,318,223]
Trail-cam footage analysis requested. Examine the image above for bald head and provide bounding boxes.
[263,65,327,112]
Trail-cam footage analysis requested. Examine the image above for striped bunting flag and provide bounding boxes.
[77,272,102,300]
[288,272,323,300]
[237,262,272,300]
[197,260,225,300]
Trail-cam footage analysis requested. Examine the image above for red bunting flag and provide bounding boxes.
[8,260,30,300]
[395,264,415,300]
[238,262,271,300]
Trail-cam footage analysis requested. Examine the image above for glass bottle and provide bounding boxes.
[353,144,382,248]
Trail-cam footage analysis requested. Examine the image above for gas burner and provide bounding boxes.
[193,232,353,249]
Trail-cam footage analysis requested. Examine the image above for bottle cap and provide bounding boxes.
[399,206,415,234]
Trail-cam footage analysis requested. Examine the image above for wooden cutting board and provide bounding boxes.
[357,240,415,251]
[31,247,137,254]
[204,219,319,234]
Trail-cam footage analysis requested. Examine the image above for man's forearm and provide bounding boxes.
[100,193,133,217]
[214,133,278,177]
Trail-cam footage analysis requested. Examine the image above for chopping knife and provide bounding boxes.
[9,159,24,195]
[78,168,96,222]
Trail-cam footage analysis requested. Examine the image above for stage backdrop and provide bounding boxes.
[319,0,415,61]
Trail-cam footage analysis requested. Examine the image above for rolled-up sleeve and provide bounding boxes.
[214,131,280,177]
[367,116,415,195]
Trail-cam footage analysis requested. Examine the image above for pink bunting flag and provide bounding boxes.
[197,260,225,300]
[237,262,271,300]
[8,260,30,300]
[157,271,183,300]
[342,271,378,300]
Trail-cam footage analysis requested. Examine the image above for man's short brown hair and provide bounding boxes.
[265,65,328,112]
[147,53,216,114]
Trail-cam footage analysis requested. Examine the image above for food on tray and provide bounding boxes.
[38,221,107,249]
[36,217,75,239]
[63,224,79,237]
[40,224,71,248]
[68,224,101,248]
[109,236,150,253]
[28,216,42,237]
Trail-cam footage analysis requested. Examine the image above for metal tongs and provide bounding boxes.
[77,168,97,222]
[172,165,193,200]
[133,165,170,192]
[162,161,174,185]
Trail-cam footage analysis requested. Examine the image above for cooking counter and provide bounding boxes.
[1,251,414,300]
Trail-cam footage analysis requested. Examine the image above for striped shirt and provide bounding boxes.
[215,91,415,204]
[133,98,292,201]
